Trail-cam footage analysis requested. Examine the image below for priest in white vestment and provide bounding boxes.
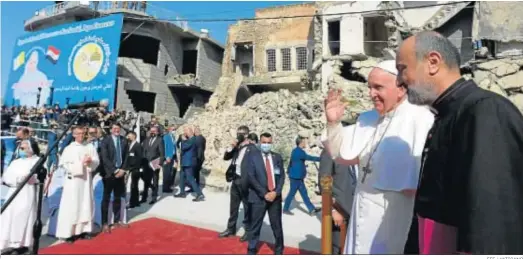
[0,140,39,253]
[55,127,99,242]
[322,60,434,254]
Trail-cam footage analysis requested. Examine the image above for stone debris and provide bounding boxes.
[182,79,371,198]
[472,58,523,112]
[183,57,523,197]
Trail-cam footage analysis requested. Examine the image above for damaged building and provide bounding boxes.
[422,1,523,111]
[24,1,224,119]
[207,3,317,109]
[316,1,448,91]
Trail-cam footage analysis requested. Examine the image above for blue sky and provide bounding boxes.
[1,1,302,97]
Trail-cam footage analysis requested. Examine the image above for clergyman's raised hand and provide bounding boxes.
[324,88,347,125]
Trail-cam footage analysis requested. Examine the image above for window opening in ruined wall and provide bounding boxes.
[281,48,291,71]
[363,16,388,57]
[296,47,308,70]
[266,49,276,72]
[182,50,198,74]
[327,20,340,55]
[119,33,160,65]
[241,63,251,77]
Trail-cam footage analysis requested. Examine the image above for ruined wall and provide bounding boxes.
[209,3,316,111]
[471,58,523,112]
[435,5,474,64]
[117,21,185,116]
[197,40,224,92]
[222,3,316,77]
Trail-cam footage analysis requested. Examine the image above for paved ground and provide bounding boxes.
[3,184,322,253]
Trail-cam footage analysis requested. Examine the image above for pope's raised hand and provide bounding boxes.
[324,88,347,125]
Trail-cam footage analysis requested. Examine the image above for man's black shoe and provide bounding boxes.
[218,230,235,238]
[174,193,187,198]
[192,195,205,202]
[149,198,157,205]
[239,233,248,242]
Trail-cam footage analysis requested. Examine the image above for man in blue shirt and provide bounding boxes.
[283,135,321,215]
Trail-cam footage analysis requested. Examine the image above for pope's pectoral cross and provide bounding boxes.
[361,166,371,183]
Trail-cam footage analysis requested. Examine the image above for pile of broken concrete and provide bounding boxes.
[184,84,371,198]
[182,56,523,199]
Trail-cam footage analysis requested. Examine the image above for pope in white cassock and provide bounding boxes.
[0,140,39,253]
[322,60,434,254]
[55,127,99,242]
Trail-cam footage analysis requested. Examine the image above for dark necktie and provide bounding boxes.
[116,137,122,168]
[265,154,275,191]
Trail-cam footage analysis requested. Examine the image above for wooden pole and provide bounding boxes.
[320,176,333,255]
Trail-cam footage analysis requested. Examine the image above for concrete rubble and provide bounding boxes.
[183,55,523,198]
[471,58,523,112]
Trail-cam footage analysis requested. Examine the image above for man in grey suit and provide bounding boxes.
[319,148,357,254]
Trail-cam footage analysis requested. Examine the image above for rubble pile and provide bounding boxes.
[471,58,523,112]
[186,57,523,196]
[184,82,372,194]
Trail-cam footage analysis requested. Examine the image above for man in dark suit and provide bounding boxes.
[246,132,285,255]
[318,148,357,254]
[174,126,204,201]
[218,125,254,242]
[193,126,206,186]
[100,123,129,233]
[125,131,143,208]
[283,135,321,215]
[141,126,164,204]
[162,125,177,193]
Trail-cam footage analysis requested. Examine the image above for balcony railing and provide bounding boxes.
[25,1,189,30]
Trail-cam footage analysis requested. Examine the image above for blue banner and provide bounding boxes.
[2,14,124,110]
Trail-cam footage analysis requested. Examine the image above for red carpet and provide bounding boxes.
[40,217,317,254]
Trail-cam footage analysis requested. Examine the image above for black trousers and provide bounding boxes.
[226,178,250,232]
[129,169,141,206]
[247,199,284,255]
[193,160,203,186]
[143,165,160,199]
[101,176,126,225]
[404,215,419,254]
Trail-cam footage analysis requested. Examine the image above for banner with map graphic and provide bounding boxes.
[3,14,124,110]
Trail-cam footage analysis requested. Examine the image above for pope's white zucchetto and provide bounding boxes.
[374,60,398,76]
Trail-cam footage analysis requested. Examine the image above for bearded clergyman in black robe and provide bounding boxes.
[397,31,523,254]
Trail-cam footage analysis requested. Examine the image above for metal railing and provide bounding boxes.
[25,1,189,30]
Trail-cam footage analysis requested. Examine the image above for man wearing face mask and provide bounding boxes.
[246,132,285,255]
[218,125,255,242]
[283,135,321,216]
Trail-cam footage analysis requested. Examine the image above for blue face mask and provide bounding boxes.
[260,143,272,153]
[18,150,28,159]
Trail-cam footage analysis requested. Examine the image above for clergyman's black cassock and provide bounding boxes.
[412,78,523,254]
